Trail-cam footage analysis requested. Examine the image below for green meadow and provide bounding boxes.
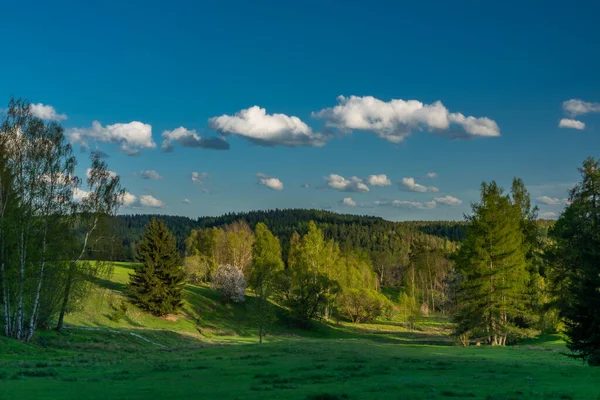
[1,263,599,400]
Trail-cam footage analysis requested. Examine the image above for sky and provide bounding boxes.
[1,0,599,221]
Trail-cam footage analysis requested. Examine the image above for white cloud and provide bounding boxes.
[540,211,558,219]
[40,172,77,186]
[86,168,117,179]
[209,106,328,147]
[119,192,137,208]
[375,199,437,209]
[313,95,500,143]
[29,103,67,121]
[301,183,310,189]
[536,196,568,205]
[563,99,600,117]
[434,195,463,206]
[68,121,156,155]
[426,172,438,178]
[139,195,166,208]
[559,118,585,130]
[182,198,191,204]
[140,170,163,180]
[191,172,210,184]
[324,174,369,192]
[366,174,391,187]
[73,188,91,202]
[161,126,229,151]
[400,177,439,193]
[342,197,357,207]
[257,173,284,191]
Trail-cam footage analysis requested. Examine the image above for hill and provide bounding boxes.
[104,209,466,261]
[1,261,598,400]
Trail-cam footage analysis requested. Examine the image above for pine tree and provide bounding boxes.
[454,182,527,345]
[549,158,600,365]
[129,218,184,316]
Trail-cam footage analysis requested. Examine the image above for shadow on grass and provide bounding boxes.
[89,275,128,292]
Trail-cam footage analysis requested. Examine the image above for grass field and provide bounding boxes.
[1,263,599,400]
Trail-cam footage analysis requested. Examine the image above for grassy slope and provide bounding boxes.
[0,263,599,400]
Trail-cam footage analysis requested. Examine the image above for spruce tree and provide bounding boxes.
[454,182,527,345]
[129,218,184,316]
[549,158,600,365]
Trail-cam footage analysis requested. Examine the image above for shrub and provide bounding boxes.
[211,264,246,303]
[109,300,128,322]
[337,288,392,323]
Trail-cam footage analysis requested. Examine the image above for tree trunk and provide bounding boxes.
[56,262,76,331]
[26,229,47,341]
[1,261,9,337]
[16,227,26,340]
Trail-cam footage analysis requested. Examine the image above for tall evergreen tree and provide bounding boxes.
[130,218,184,316]
[549,158,600,365]
[454,182,527,345]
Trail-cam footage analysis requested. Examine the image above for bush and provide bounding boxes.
[211,264,246,303]
[337,288,392,323]
[109,300,128,322]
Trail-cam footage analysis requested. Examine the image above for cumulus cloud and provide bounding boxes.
[191,172,210,184]
[366,174,391,187]
[257,173,284,191]
[559,118,585,130]
[29,103,67,121]
[536,196,568,205]
[161,126,229,151]
[399,177,439,193]
[116,192,165,208]
[140,170,163,180]
[139,195,166,208]
[313,95,500,143]
[68,121,156,155]
[182,198,191,204]
[324,174,369,192]
[72,188,91,202]
[563,99,600,117]
[341,197,357,207]
[426,172,438,178]
[209,106,328,147]
[119,192,138,208]
[374,199,437,209]
[434,195,463,206]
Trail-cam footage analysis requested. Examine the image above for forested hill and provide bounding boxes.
[106,209,467,261]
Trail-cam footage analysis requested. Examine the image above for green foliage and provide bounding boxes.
[337,288,392,323]
[454,181,528,345]
[129,219,184,316]
[249,223,284,342]
[548,157,600,365]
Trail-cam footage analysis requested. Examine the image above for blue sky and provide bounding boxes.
[1,0,599,221]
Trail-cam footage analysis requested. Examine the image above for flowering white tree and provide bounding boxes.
[211,264,246,303]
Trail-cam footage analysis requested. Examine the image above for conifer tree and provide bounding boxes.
[130,218,184,316]
[549,158,600,365]
[454,182,527,345]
